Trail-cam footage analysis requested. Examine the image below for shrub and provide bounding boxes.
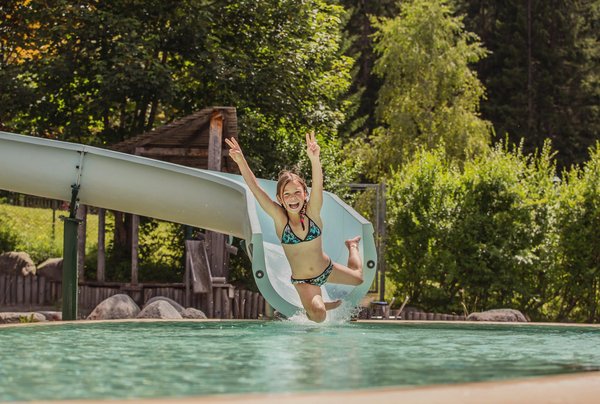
[386,141,559,319]
[552,142,600,322]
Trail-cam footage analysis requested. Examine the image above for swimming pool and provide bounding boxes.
[1,320,599,401]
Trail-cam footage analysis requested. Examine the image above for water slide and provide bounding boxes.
[0,131,377,317]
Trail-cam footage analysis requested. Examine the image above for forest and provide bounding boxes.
[1,0,599,322]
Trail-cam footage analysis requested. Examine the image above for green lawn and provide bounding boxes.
[0,203,107,264]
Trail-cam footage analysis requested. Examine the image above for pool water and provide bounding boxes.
[1,320,599,401]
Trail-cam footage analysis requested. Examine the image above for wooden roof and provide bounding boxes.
[111,107,238,173]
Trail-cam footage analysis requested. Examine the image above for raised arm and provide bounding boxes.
[305,131,323,212]
[225,137,284,220]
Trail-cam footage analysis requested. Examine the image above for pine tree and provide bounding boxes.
[458,0,600,169]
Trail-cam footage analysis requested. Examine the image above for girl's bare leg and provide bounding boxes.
[328,236,363,286]
[345,236,362,271]
[294,284,341,323]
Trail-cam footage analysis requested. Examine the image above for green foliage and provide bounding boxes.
[364,0,491,180]
[93,216,185,283]
[0,215,18,253]
[386,141,566,320]
[0,205,187,283]
[457,0,600,168]
[138,219,185,282]
[18,313,38,323]
[0,204,101,263]
[386,147,463,312]
[338,0,398,139]
[1,0,352,158]
[552,142,600,322]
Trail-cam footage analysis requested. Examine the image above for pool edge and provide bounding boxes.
[29,371,600,404]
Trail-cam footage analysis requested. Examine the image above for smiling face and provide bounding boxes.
[279,180,307,213]
[276,171,308,214]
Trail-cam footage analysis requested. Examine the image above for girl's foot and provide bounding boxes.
[345,236,361,250]
[325,299,342,310]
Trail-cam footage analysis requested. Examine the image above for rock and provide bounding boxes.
[181,307,207,319]
[145,296,184,313]
[0,252,36,276]
[36,258,63,281]
[137,300,182,319]
[36,311,62,321]
[87,294,140,320]
[467,309,528,322]
[0,312,46,323]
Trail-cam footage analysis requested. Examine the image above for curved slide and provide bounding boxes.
[0,131,377,317]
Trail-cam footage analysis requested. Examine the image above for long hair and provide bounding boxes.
[276,170,308,230]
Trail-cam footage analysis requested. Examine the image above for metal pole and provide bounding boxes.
[62,216,79,320]
[61,184,81,320]
[378,182,387,302]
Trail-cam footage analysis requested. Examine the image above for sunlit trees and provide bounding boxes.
[361,0,491,180]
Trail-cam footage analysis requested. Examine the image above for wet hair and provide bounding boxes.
[276,170,309,229]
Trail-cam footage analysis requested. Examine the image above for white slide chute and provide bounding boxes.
[0,131,377,317]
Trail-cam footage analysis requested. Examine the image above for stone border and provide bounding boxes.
[25,372,600,404]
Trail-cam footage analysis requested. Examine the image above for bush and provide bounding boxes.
[386,147,462,313]
[0,216,18,253]
[386,142,560,319]
[552,142,600,322]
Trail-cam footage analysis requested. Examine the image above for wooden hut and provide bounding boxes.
[88,107,241,308]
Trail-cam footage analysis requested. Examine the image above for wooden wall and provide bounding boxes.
[0,274,267,320]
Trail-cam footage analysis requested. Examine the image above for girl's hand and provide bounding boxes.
[306,131,320,161]
[225,137,245,165]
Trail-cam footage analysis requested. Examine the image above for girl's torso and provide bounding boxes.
[275,210,329,279]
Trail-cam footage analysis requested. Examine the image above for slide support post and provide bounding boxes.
[61,184,82,320]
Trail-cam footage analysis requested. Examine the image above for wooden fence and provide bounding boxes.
[0,273,267,319]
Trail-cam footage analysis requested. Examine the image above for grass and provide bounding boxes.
[0,203,108,264]
[0,200,262,286]
[0,203,188,282]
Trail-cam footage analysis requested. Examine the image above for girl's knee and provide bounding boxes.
[352,269,365,286]
[351,272,364,285]
[308,307,327,323]
[308,301,327,323]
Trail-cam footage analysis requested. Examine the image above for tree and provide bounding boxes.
[457,0,600,169]
[1,0,216,143]
[0,0,353,156]
[362,0,491,180]
[553,142,600,322]
[338,0,398,140]
[385,142,560,318]
[204,0,354,183]
[1,0,355,278]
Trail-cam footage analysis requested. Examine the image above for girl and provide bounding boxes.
[225,132,363,323]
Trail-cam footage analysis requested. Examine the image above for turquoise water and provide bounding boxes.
[1,321,599,401]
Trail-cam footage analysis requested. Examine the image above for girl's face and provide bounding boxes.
[279,180,307,213]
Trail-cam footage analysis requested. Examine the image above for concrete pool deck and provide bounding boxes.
[3,319,599,403]
[32,371,600,403]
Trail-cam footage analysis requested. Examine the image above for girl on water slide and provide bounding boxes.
[225,132,364,323]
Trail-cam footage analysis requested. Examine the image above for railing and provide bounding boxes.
[0,273,267,319]
[1,193,65,210]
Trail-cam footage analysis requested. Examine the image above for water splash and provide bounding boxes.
[285,301,361,326]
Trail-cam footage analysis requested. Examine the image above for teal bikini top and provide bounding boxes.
[281,215,322,245]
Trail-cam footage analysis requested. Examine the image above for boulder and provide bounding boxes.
[87,294,140,320]
[36,258,63,281]
[0,252,36,276]
[467,309,528,322]
[0,312,46,323]
[181,307,208,319]
[137,300,182,319]
[145,296,184,313]
[36,311,62,321]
